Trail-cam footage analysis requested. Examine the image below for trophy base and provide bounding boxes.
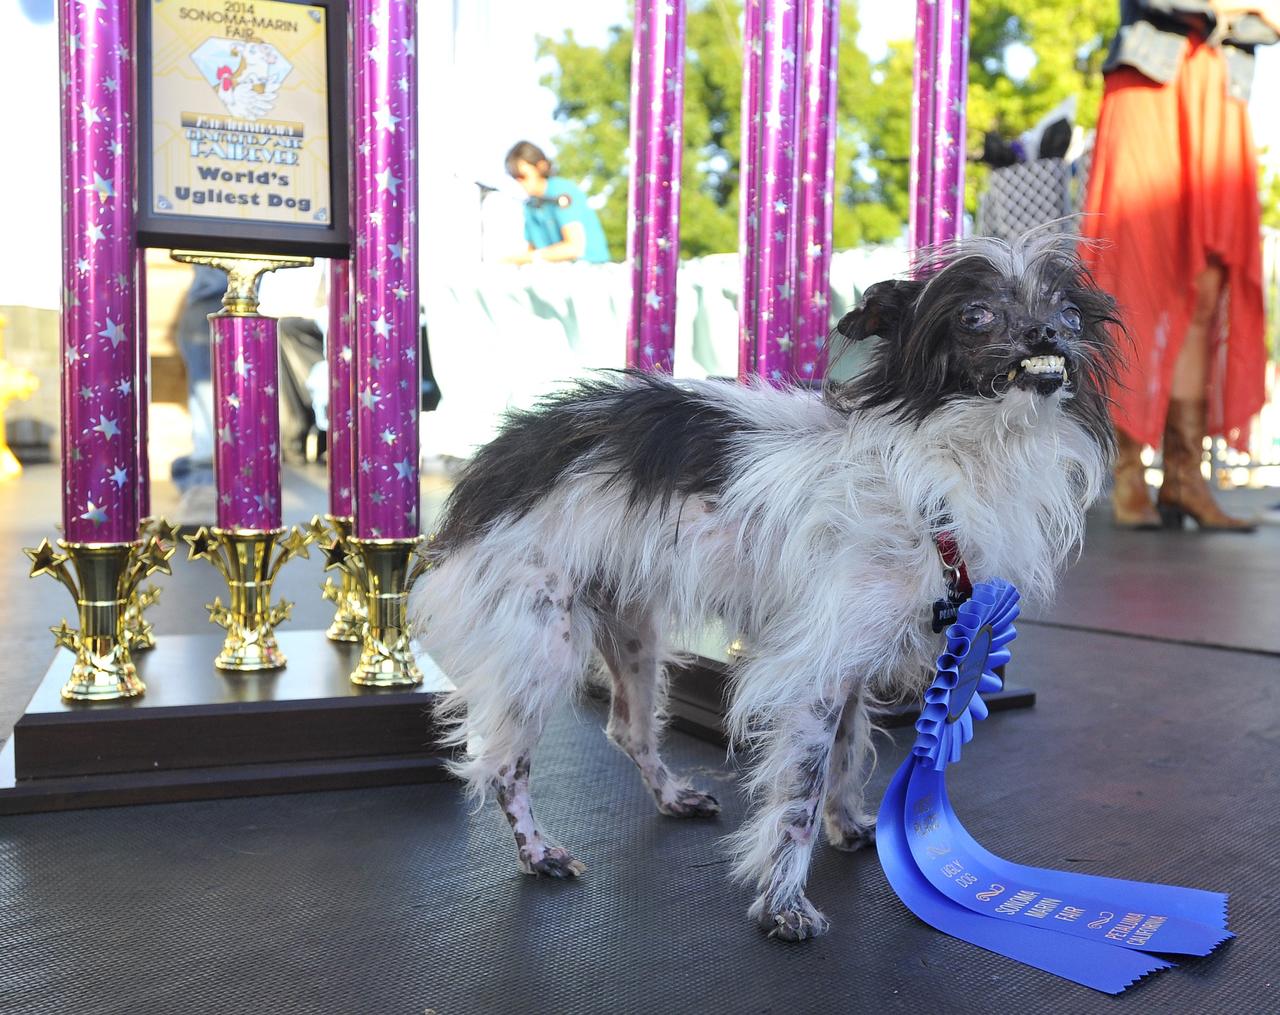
[214,627,287,672]
[662,626,1036,745]
[325,615,364,643]
[351,634,423,687]
[62,656,145,702]
[127,626,157,652]
[0,629,455,815]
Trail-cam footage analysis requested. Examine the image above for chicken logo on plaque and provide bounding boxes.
[191,38,293,121]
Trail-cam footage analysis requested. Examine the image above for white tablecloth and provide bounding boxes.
[420,246,908,458]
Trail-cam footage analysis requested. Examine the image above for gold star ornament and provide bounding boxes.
[25,539,67,579]
[50,619,79,651]
[184,527,218,562]
[322,540,350,572]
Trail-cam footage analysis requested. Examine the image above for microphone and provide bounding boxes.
[527,193,573,210]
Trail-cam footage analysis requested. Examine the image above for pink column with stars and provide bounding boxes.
[910,0,968,250]
[794,0,839,383]
[625,0,686,374]
[58,0,139,543]
[739,0,802,384]
[211,315,283,531]
[929,0,969,245]
[351,0,419,541]
[909,0,938,251]
[738,0,763,379]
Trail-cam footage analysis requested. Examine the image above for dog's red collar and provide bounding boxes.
[933,531,972,601]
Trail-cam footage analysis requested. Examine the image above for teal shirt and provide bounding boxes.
[522,177,611,263]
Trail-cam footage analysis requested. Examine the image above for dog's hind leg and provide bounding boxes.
[492,742,585,879]
[732,697,844,941]
[596,610,720,818]
[822,687,877,851]
[442,563,589,879]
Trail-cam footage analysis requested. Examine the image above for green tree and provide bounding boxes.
[1262,159,1280,231]
[541,3,890,256]
[961,0,1119,210]
[535,1,1194,255]
[539,8,759,257]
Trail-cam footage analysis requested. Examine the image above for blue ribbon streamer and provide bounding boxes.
[904,764,1231,955]
[878,763,1173,994]
[875,577,1232,993]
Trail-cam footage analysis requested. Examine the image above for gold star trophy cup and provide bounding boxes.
[26,535,175,701]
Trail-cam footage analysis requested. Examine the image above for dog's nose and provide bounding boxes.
[1023,324,1058,345]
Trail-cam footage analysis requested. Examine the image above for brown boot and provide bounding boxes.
[1111,428,1160,529]
[1157,399,1256,532]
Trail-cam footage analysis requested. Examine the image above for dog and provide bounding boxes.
[408,234,1120,941]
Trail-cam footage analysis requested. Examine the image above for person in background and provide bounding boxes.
[171,264,224,521]
[1083,0,1279,531]
[501,141,610,265]
[258,262,328,462]
[276,316,325,461]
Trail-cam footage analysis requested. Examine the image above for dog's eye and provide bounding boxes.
[960,305,995,330]
[1060,305,1082,330]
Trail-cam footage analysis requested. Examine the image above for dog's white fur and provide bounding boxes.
[410,363,1106,934]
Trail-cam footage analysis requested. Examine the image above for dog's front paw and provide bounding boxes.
[824,811,876,852]
[657,786,721,818]
[523,846,586,879]
[754,895,831,942]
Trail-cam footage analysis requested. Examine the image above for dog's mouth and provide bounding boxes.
[1004,354,1067,394]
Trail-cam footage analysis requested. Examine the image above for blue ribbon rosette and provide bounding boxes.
[876,579,1232,994]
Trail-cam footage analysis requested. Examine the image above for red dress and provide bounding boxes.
[1080,37,1267,451]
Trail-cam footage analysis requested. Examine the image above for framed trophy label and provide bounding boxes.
[137,0,349,256]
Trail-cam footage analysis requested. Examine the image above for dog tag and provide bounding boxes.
[931,597,962,634]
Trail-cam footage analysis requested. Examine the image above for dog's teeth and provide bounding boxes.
[1007,368,1018,382]
[1020,354,1066,376]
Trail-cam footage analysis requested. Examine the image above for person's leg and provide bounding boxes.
[1158,263,1254,531]
[1111,426,1160,529]
[277,317,325,460]
[174,291,219,493]
[1168,263,1222,401]
[1113,264,1226,529]
[186,379,215,474]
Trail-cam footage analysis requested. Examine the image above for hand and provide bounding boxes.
[1211,2,1280,34]
[498,250,533,265]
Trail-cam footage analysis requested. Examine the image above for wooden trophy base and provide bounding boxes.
[0,623,1034,814]
[664,627,1035,745]
[0,630,455,815]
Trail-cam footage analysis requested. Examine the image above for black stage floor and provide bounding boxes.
[1,465,1278,1014]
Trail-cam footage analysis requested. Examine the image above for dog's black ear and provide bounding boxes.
[835,279,925,343]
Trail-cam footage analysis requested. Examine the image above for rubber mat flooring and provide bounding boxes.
[1,466,1278,1013]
